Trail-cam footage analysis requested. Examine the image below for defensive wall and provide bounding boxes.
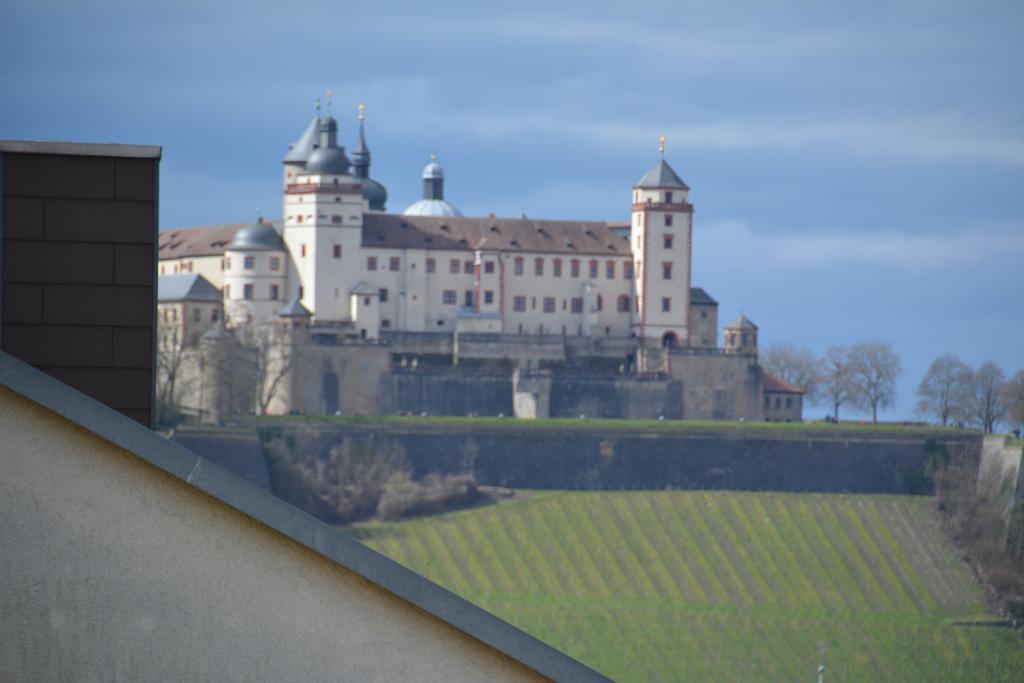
[172,421,983,516]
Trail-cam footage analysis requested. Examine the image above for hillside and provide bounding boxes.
[350,491,1024,682]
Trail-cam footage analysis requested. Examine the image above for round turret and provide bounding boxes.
[228,219,285,251]
[404,154,462,217]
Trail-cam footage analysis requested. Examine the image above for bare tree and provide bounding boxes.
[916,353,971,426]
[819,346,854,421]
[761,342,821,403]
[964,362,1007,434]
[236,321,298,415]
[848,341,902,423]
[156,343,190,425]
[1006,369,1024,433]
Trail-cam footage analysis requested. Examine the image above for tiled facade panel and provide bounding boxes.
[1,147,159,426]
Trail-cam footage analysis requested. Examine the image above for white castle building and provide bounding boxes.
[157,106,804,422]
[161,108,715,349]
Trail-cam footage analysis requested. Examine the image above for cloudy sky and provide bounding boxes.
[2,0,1021,420]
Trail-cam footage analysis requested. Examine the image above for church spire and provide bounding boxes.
[352,103,371,180]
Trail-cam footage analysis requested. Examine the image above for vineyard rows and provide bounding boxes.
[352,491,1024,681]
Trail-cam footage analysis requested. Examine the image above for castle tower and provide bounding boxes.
[222,218,288,326]
[723,314,758,354]
[630,137,693,348]
[351,104,388,212]
[282,112,365,322]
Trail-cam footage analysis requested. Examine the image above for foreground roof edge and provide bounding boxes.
[0,140,161,159]
[0,351,609,683]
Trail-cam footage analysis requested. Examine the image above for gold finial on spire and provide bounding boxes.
[659,134,665,158]
[358,103,365,121]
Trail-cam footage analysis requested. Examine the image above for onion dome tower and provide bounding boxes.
[305,114,351,175]
[403,154,463,217]
[352,104,388,212]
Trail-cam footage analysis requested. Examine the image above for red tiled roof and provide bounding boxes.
[158,223,249,259]
[362,214,631,256]
[762,371,804,394]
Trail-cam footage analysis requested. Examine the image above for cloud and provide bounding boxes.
[697,219,1024,271]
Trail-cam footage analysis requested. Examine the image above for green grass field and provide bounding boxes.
[350,491,1024,682]
[248,413,966,435]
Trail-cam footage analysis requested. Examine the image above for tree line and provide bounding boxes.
[762,342,1024,433]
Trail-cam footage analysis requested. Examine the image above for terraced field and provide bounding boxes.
[350,491,1024,682]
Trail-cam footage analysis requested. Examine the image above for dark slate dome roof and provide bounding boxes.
[227,219,286,252]
[306,145,351,174]
[360,177,388,211]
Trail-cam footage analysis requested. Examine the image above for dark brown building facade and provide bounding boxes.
[0,141,161,426]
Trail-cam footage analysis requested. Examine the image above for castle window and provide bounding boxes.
[533,258,543,276]
[367,256,378,271]
[381,319,391,328]
[665,214,673,227]
[665,191,673,204]
[244,256,254,270]
[553,259,562,277]
[364,297,371,306]
[786,397,792,408]
[513,296,526,312]
[333,245,341,259]
[390,256,400,271]
[532,297,536,310]
[442,290,456,305]
[426,258,436,273]
[743,334,749,346]
[379,288,388,302]
[225,257,232,269]
[596,294,603,311]
[701,310,708,318]
[662,297,671,312]
[193,308,200,322]
[300,245,307,258]
[514,257,524,276]
[270,284,280,300]
[617,295,630,312]
[211,309,219,322]
[589,260,598,278]
[765,395,770,409]
[543,297,555,313]
[623,262,633,279]
[450,259,460,274]
[775,397,781,408]
[243,284,254,300]
[662,262,673,279]
[606,261,615,279]
[484,290,494,304]
[571,259,580,278]
[332,215,342,224]
[464,260,473,274]
[465,290,473,306]
[571,298,583,313]
[297,215,303,223]
[270,256,281,270]
[664,235,674,249]
[484,261,495,274]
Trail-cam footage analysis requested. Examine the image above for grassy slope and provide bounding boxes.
[351,491,1024,682]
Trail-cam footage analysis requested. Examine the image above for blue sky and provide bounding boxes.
[2,0,1021,420]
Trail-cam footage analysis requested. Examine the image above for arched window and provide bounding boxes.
[606,260,615,279]
[553,258,562,277]
[617,295,630,312]
[514,257,524,276]
[589,260,599,278]
[571,259,580,277]
[662,332,679,349]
